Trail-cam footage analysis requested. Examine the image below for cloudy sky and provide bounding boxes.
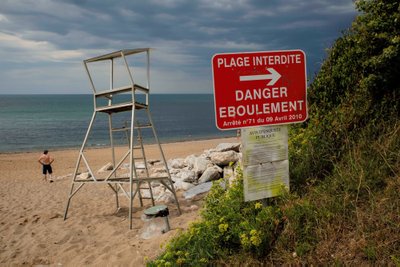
[0,0,357,94]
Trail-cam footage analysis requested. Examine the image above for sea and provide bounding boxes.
[0,94,235,153]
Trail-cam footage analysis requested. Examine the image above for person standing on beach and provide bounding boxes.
[38,150,54,182]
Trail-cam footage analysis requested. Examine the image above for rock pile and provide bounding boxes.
[157,142,241,201]
[97,142,242,202]
[165,142,241,192]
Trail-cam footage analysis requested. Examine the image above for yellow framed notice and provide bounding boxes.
[242,125,289,201]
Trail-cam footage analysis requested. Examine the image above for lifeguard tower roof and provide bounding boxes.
[84,48,151,63]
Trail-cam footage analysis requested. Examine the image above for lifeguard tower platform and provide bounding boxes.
[64,48,181,229]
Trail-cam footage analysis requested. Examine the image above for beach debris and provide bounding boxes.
[140,215,168,239]
[55,173,72,180]
[121,162,145,169]
[135,162,146,170]
[147,159,161,165]
[77,172,91,179]
[189,204,199,211]
[98,162,113,173]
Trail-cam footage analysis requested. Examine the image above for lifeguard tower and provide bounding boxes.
[64,48,181,229]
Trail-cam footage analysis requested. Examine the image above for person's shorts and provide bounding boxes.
[43,164,53,174]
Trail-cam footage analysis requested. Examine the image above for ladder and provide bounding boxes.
[63,49,181,229]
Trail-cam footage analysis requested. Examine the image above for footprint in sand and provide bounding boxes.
[19,218,28,226]
[64,244,79,253]
[10,250,20,259]
[69,232,87,245]
[48,213,63,220]
[54,232,72,245]
[32,257,50,265]
[101,245,112,254]
[32,215,40,224]
[14,223,26,235]
[83,255,96,265]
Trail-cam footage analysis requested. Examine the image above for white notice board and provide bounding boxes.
[242,126,289,201]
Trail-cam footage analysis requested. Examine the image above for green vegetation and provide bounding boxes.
[148,0,399,265]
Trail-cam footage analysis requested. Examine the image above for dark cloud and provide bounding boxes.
[0,0,357,93]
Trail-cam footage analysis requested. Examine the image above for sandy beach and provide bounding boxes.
[0,137,238,266]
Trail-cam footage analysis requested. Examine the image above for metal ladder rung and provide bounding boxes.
[112,127,129,132]
[112,123,152,132]
[135,123,152,128]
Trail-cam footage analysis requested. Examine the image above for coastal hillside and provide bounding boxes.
[149,0,400,265]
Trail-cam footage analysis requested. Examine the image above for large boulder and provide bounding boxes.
[168,167,196,183]
[201,149,216,158]
[183,180,226,199]
[156,190,175,204]
[174,180,195,191]
[168,158,186,169]
[193,156,213,177]
[139,185,165,199]
[150,167,168,178]
[210,151,239,166]
[215,143,241,152]
[168,168,180,176]
[184,154,197,169]
[223,165,234,179]
[179,169,197,183]
[198,166,222,184]
[223,165,239,186]
[183,182,213,199]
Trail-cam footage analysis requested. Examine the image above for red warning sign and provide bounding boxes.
[212,50,308,130]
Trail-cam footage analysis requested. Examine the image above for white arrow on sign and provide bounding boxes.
[239,68,281,86]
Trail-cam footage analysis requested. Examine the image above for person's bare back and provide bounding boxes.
[38,153,52,165]
[38,150,54,182]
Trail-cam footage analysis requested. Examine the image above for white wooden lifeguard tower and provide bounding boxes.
[64,48,181,229]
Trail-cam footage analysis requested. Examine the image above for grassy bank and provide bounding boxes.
[148,0,400,265]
